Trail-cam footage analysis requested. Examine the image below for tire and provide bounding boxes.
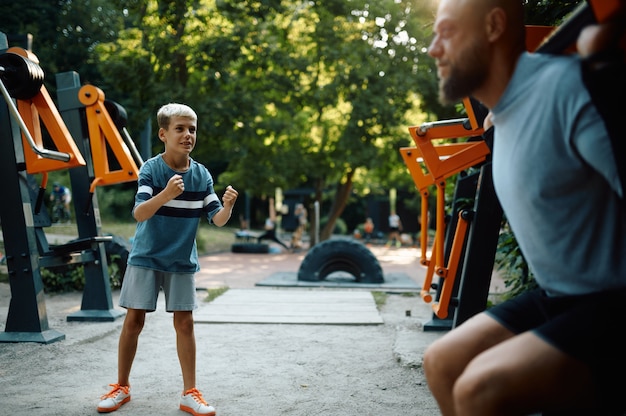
[231,242,270,254]
[297,238,384,283]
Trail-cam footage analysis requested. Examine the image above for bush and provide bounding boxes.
[320,216,348,235]
[96,185,136,221]
[494,221,538,300]
[40,265,86,293]
[41,261,124,293]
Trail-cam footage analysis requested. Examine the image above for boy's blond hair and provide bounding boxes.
[157,103,197,129]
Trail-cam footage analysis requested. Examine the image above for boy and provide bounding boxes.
[97,103,238,416]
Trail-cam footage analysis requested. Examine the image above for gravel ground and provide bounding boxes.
[0,283,443,416]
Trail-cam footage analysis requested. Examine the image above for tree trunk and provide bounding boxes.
[320,169,355,241]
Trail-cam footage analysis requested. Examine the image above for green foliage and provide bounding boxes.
[524,0,583,26]
[40,260,125,293]
[320,216,348,235]
[40,265,85,293]
[107,254,125,289]
[494,222,538,299]
[96,185,136,221]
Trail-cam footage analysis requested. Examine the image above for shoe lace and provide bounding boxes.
[101,383,130,399]
[184,388,208,405]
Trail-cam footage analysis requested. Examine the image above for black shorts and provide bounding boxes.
[487,287,626,407]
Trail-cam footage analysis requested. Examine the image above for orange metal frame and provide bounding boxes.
[78,84,140,193]
[590,0,625,22]
[401,97,489,318]
[8,47,86,174]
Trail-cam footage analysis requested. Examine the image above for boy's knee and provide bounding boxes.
[173,312,194,334]
[123,313,145,335]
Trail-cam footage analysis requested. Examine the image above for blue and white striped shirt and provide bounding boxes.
[127,154,223,273]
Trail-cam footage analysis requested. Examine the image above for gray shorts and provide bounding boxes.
[119,265,198,312]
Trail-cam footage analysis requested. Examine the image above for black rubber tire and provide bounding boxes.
[297,238,384,283]
[231,242,270,254]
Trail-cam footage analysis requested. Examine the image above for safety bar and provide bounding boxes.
[416,118,469,136]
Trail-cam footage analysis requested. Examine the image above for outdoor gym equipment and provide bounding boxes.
[402,97,499,330]
[0,36,141,343]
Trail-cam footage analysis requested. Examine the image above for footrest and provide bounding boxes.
[47,235,113,256]
[39,236,114,268]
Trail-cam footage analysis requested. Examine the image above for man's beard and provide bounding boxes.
[438,41,489,105]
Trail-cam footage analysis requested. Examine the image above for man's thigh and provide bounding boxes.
[461,330,595,413]
[426,312,516,370]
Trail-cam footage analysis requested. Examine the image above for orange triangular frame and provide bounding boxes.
[7,47,86,174]
[78,84,139,191]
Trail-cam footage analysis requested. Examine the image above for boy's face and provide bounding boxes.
[159,116,197,155]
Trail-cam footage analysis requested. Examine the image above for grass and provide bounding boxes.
[36,220,238,255]
[371,291,388,309]
[0,220,240,283]
[205,286,229,303]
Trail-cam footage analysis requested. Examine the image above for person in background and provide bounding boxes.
[50,182,72,223]
[257,197,290,250]
[290,203,307,249]
[422,1,626,415]
[363,217,375,244]
[97,103,238,416]
[385,210,402,248]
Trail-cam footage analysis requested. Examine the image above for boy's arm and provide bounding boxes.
[212,185,238,227]
[133,174,185,222]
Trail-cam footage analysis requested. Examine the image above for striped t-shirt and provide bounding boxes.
[127,154,223,273]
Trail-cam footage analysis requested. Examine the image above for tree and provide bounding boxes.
[3,0,583,243]
[212,0,443,241]
[0,0,124,93]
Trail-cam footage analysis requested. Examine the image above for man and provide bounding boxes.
[423,1,626,415]
[50,182,72,222]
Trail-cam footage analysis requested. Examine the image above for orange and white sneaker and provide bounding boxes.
[97,383,131,413]
[179,388,216,416]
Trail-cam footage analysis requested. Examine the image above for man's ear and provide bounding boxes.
[485,7,506,42]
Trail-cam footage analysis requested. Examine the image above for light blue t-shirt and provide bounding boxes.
[127,154,223,273]
[492,52,626,296]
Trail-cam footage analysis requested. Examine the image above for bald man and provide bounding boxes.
[423,1,626,415]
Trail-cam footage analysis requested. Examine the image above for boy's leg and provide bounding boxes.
[174,310,216,416]
[174,310,197,390]
[98,309,145,413]
[118,308,146,385]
